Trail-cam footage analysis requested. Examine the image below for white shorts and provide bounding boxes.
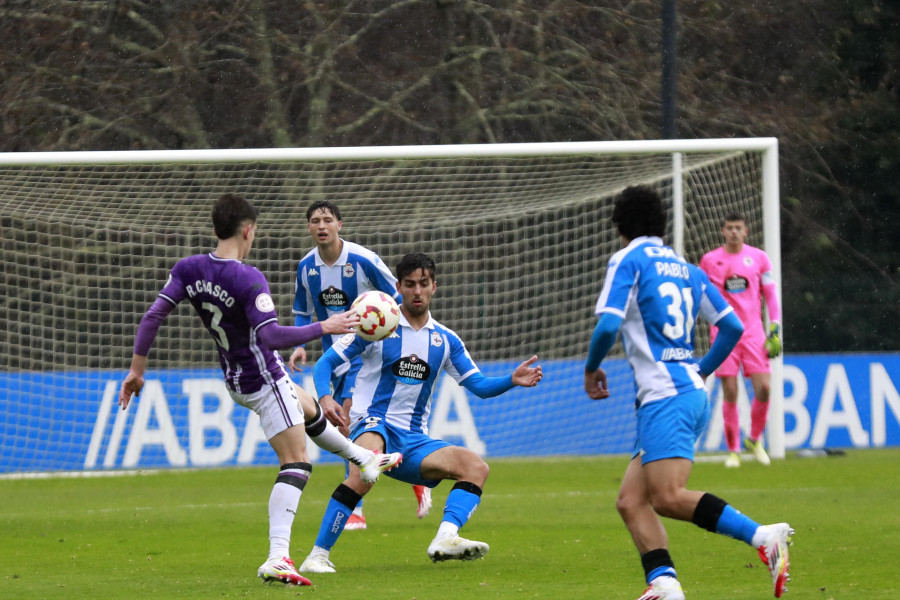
[229,376,304,440]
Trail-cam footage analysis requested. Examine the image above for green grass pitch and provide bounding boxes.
[2,448,896,599]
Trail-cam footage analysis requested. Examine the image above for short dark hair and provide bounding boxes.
[212,193,259,239]
[396,253,436,282]
[723,211,746,224]
[306,200,341,222]
[611,185,667,239]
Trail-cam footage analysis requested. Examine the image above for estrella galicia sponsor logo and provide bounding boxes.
[724,275,749,293]
[319,285,350,307]
[392,354,430,385]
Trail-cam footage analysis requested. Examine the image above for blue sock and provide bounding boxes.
[314,485,361,550]
[647,566,678,583]
[442,483,482,528]
[715,504,760,545]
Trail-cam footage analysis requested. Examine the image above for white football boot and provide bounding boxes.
[427,534,489,562]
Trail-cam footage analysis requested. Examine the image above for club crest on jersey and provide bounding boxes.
[430,331,443,347]
[255,293,275,313]
[724,275,750,293]
[392,354,431,385]
[319,285,349,308]
[743,256,754,267]
[343,263,355,278]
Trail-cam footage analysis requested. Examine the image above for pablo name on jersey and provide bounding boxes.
[645,246,689,280]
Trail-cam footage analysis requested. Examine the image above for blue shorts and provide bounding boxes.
[350,416,449,488]
[634,388,710,464]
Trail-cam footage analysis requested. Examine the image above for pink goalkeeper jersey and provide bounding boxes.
[699,244,781,341]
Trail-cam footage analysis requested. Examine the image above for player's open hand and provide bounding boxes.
[321,311,361,336]
[289,346,307,373]
[512,355,543,387]
[319,394,349,429]
[118,371,144,410]
[584,367,610,400]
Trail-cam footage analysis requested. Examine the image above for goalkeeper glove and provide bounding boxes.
[765,322,782,358]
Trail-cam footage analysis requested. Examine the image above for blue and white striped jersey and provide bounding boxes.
[293,240,400,359]
[595,236,734,405]
[325,311,480,434]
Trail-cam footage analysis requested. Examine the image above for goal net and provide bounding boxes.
[0,140,781,474]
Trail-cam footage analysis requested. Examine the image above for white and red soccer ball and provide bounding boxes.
[351,291,400,341]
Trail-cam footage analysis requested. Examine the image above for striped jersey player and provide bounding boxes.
[290,200,427,527]
[298,252,543,573]
[583,186,792,600]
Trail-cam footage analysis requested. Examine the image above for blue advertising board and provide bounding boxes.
[1,354,898,473]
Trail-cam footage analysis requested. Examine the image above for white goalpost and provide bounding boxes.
[0,138,782,474]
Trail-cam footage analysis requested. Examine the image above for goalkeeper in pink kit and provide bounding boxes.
[700,213,782,467]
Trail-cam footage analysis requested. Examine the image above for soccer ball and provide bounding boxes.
[350,291,400,341]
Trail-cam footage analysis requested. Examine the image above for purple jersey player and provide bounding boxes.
[118,193,401,587]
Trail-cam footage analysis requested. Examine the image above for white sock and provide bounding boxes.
[268,481,301,559]
[308,419,373,466]
[435,521,459,540]
[751,525,769,549]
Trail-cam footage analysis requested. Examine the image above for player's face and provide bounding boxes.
[721,219,748,248]
[307,208,342,247]
[398,269,436,319]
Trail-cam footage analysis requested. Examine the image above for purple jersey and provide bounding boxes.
[158,253,287,393]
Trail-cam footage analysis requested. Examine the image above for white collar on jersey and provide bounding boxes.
[626,235,663,249]
[313,238,350,267]
[398,309,436,331]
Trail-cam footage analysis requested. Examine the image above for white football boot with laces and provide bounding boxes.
[299,548,337,574]
[427,534,489,562]
[635,576,685,600]
[257,557,312,586]
[358,451,403,483]
[745,437,772,465]
[758,523,794,597]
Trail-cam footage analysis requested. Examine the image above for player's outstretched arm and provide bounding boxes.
[320,310,360,335]
[512,355,543,387]
[120,297,175,410]
[258,311,358,351]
